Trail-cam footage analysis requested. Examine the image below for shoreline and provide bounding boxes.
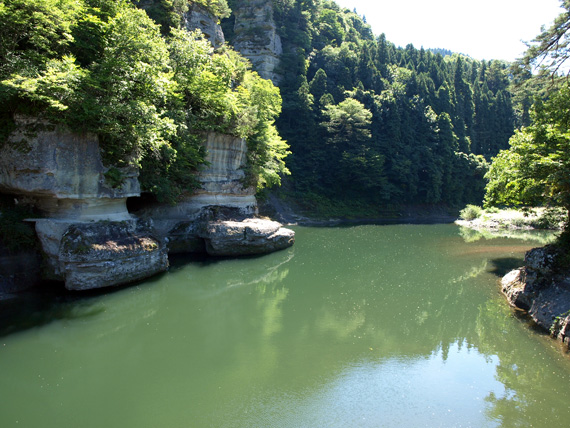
[457,206,570,349]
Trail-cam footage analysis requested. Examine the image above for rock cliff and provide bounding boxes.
[231,0,283,84]
[184,3,225,48]
[0,124,293,292]
[0,118,168,291]
[140,132,294,257]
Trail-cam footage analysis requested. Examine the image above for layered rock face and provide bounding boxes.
[232,0,283,84]
[1,124,293,291]
[501,246,570,347]
[183,3,225,48]
[146,132,257,235]
[145,132,294,256]
[0,119,168,290]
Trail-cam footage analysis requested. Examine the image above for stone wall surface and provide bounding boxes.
[0,117,139,201]
[184,3,225,48]
[232,0,282,84]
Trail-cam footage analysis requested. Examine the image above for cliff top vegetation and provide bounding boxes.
[0,0,289,204]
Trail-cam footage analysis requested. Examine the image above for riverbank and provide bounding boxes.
[455,206,566,232]
[259,192,459,226]
[456,205,570,349]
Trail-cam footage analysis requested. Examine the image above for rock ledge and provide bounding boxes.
[501,246,570,348]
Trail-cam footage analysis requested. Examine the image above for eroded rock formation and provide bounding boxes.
[232,0,283,84]
[0,118,168,290]
[141,132,294,257]
[501,246,570,348]
[184,3,225,48]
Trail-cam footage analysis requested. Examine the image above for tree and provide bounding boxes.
[520,0,570,77]
[485,2,570,237]
[485,85,570,216]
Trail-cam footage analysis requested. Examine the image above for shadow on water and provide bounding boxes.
[0,269,169,338]
[0,250,279,338]
[488,257,525,278]
[168,251,281,270]
[0,284,102,338]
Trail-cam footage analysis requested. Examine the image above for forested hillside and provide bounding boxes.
[1,0,524,215]
[251,0,520,213]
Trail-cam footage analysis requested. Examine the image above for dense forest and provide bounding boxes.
[248,0,521,214]
[0,0,542,216]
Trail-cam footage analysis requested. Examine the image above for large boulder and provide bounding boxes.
[199,218,294,256]
[501,245,570,347]
[58,220,168,291]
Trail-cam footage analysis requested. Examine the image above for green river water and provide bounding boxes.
[1,224,570,427]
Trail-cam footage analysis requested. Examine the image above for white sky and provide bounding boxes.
[334,0,564,61]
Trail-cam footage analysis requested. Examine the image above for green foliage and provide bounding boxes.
[0,0,288,204]
[271,0,513,210]
[518,0,570,78]
[485,83,570,214]
[459,204,483,221]
[193,0,231,19]
[530,208,567,230]
[104,167,124,188]
[132,0,189,34]
[0,0,84,78]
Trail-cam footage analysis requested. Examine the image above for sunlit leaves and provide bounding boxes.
[0,0,289,202]
[1,55,87,113]
[485,83,570,212]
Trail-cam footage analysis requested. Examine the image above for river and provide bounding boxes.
[1,224,569,427]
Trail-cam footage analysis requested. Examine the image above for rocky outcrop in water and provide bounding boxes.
[501,246,570,348]
[232,0,283,84]
[200,218,294,256]
[140,132,258,252]
[0,122,294,292]
[58,220,167,290]
[0,118,168,290]
[141,132,294,256]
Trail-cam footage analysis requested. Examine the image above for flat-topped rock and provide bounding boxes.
[200,218,294,256]
[58,220,168,290]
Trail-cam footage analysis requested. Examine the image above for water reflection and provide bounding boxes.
[1,225,570,428]
[458,225,558,244]
[477,298,570,427]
